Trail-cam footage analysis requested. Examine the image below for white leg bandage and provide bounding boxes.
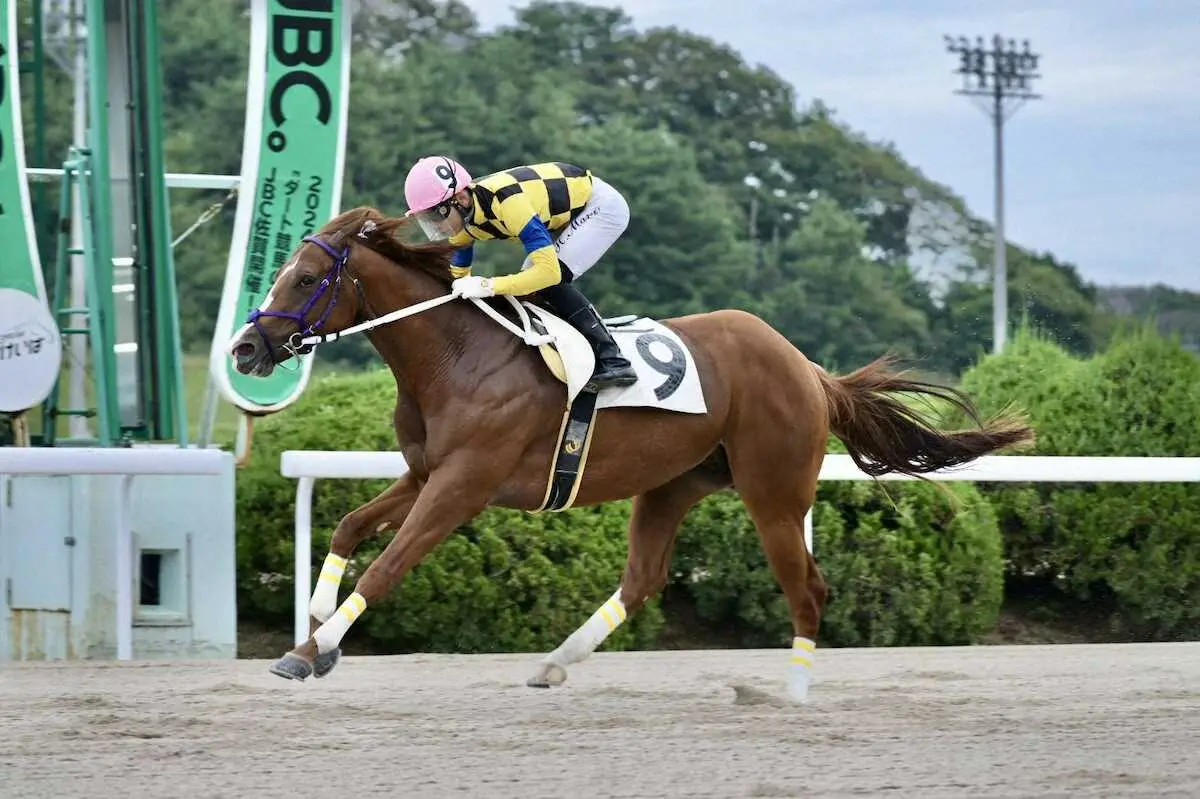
[309,552,347,623]
[544,588,627,667]
[313,591,366,654]
[789,636,815,703]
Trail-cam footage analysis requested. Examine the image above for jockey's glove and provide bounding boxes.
[451,275,496,299]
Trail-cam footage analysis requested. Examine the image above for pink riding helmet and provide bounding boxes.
[404,156,473,214]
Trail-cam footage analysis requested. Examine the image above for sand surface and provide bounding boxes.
[1,642,1197,798]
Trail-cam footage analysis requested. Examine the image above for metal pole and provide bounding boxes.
[943,34,1041,356]
[68,0,89,439]
[992,81,1007,354]
[197,376,219,448]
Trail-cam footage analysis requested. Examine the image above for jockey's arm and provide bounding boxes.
[488,193,561,296]
[447,232,473,279]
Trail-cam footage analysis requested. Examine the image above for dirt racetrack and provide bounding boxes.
[1,642,1197,798]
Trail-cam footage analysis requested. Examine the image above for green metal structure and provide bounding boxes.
[21,0,186,447]
[42,147,115,444]
[15,1,50,259]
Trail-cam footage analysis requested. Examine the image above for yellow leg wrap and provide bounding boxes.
[545,588,627,667]
[309,552,348,622]
[314,592,367,654]
[318,553,347,585]
[789,636,815,703]
[338,592,366,623]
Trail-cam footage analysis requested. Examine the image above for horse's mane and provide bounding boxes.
[315,206,456,287]
[312,205,535,326]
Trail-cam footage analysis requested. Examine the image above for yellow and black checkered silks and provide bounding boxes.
[445,162,597,296]
[456,162,594,241]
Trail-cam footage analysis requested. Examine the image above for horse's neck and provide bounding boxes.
[366,284,526,406]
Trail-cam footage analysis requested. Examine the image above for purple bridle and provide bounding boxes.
[246,234,351,361]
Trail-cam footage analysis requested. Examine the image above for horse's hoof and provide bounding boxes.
[526,662,568,688]
[269,652,313,681]
[313,648,341,679]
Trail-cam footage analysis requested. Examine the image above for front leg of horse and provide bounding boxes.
[270,468,488,682]
[274,474,422,681]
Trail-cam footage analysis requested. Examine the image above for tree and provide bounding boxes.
[932,248,1106,373]
[563,117,756,318]
[759,197,933,370]
[1098,284,1200,353]
[505,0,638,126]
[18,0,1131,381]
[352,0,479,60]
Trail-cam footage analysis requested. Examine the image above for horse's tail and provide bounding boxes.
[815,355,1034,479]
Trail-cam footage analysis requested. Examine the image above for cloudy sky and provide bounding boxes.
[463,0,1199,291]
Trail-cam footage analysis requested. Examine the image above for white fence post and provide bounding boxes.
[114,473,135,660]
[293,476,315,646]
[281,450,413,648]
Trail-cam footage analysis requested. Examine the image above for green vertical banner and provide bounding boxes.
[0,0,62,414]
[209,0,351,414]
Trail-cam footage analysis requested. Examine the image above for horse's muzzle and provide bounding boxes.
[231,337,277,377]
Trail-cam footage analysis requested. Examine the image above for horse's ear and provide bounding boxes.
[356,218,379,239]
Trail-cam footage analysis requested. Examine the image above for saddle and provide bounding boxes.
[498,300,705,513]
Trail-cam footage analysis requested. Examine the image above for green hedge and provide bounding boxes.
[235,365,1006,652]
[670,480,1003,648]
[956,324,1200,637]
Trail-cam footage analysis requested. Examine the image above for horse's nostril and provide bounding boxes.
[233,342,257,360]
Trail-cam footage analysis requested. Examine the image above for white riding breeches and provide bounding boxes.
[520,177,630,279]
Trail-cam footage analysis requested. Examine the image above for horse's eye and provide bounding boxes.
[299,274,317,288]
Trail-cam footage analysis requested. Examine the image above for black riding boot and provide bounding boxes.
[538,281,638,391]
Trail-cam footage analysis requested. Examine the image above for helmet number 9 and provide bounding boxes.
[435,162,458,191]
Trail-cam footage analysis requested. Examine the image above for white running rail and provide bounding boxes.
[279,451,1200,646]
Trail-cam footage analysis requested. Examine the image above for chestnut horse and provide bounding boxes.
[228,206,1033,703]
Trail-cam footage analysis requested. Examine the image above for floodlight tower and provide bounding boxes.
[944,34,1042,353]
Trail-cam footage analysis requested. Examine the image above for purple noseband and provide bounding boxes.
[246,235,349,360]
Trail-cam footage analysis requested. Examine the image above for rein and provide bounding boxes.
[248,234,554,365]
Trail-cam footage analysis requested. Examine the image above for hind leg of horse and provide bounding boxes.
[727,438,829,703]
[527,472,719,688]
[306,473,422,678]
[749,502,828,703]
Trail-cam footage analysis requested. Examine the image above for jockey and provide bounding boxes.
[402,156,638,391]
